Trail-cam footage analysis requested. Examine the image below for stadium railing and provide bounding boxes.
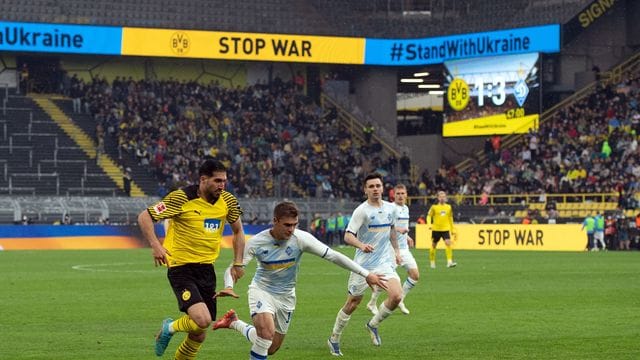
[0,196,361,226]
[408,192,618,206]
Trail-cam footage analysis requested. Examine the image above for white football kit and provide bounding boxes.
[345,200,400,296]
[395,203,417,270]
[224,228,370,334]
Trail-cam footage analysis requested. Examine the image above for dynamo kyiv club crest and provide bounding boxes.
[513,78,529,107]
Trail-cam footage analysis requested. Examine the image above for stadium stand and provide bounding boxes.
[69,76,408,201]
[0,0,593,38]
[0,94,122,196]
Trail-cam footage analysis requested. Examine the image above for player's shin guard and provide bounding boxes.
[174,336,203,360]
[445,245,453,262]
[429,247,436,263]
[330,309,351,342]
[172,315,203,334]
[250,337,272,360]
[369,303,393,327]
[370,286,382,302]
[231,319,258,343]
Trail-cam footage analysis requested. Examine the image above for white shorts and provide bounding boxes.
[247,284,296,334]
[594,232,604,241]
[398,248,418,271]
[347,262,400,297]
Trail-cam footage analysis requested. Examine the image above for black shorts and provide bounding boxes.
[432,230,450,243]
[167,263,217,317]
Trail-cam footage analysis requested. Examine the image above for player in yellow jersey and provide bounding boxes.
[138,159,246,359]
[427,190,457,268]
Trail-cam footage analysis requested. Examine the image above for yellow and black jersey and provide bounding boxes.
[147,185,242,267]
[427,203,454,232]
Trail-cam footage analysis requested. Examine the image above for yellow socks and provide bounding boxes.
[174,336,203,360]
[429,247,436,263]
[172,315,207,334]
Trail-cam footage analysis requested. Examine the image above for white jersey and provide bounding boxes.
[346,200,397,269]
[395,203,410,250]
[225,228,369,295]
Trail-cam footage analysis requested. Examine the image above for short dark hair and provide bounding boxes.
[199,159,226,177]
[363,172,383,186]
[274,201,298,219]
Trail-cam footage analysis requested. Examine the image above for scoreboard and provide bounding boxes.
[443,52,541,137]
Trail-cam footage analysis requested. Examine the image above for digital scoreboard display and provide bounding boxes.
[443,52,541,137]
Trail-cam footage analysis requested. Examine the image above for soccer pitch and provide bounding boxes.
[1,248,638,359]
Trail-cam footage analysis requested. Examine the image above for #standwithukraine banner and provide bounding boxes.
[364,24,560,66]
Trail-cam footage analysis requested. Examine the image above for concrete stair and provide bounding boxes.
[30,95,146,197]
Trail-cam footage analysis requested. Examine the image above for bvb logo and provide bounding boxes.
[447,78,470,111]
[170,31,190,55]
[182,290,191,301]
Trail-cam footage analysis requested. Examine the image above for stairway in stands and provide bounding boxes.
[30,95,146,196]
[53,99,160,196]
[0,94,126,196]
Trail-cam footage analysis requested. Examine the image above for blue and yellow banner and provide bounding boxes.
[0,224,268,250]
[0,21,121,55]
[0,21,560,65]
[365,24,560,66]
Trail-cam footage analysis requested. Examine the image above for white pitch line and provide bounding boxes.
[71,262,159,273]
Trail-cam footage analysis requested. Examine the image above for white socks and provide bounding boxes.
[330,309,351,342]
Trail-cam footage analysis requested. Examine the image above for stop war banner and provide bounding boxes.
[415,224,586,251]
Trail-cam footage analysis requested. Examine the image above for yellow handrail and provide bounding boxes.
[407,192,618,206]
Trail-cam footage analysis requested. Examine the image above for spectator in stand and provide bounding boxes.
[363,122,375,145]
[616,214,631,250]
[399,152,411,177]
[604,215,617,249]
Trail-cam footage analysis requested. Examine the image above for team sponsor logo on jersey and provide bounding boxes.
[440,210,447,216]
[182,289,191,301]
[204,218,221,233]
[153,202,167,214]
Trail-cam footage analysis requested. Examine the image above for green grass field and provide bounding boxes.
[1,248,638,359]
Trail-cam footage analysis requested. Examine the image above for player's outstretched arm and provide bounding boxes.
[214,287,239,299]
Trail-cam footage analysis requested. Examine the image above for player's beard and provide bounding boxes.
[203,187,221,203]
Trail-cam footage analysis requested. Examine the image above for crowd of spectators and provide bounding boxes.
[66,69,640,210]
[72,75,406,200]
